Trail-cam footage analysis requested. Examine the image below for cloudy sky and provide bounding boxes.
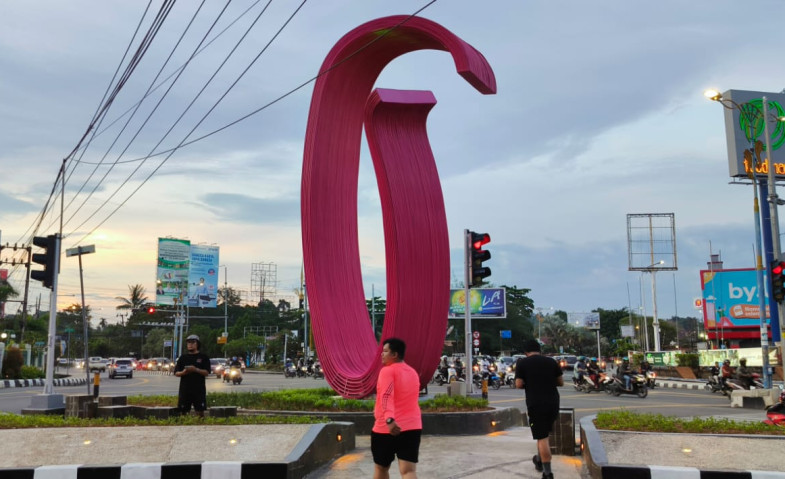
[1,0,784,325]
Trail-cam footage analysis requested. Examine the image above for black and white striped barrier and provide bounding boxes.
[0,462,289,479]
[0,377,86,389]
[655,379,705,390]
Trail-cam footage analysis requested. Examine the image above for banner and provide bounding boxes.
[155,238,191,306]
[188,244,219,307]
[568,312,600,330]
[448,288,506,318]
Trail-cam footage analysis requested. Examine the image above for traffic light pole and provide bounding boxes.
[34,235,62,408]
[463,229,473,395]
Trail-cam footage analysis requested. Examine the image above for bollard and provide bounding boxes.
[482,379,488,399]
[93,371,100,401]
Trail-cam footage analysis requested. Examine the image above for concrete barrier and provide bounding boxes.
[730,388,780,408]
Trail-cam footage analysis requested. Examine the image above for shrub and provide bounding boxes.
[675,353,699,368]
[2,346,24,379]
[594,410,785,435]
[20,365,44,379]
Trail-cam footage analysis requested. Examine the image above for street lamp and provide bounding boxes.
[65,244,95,395]
[706,89,779,388]
[219,265,228,341]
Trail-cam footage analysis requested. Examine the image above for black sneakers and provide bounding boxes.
[541,474,554,479]
[532,455,543,472]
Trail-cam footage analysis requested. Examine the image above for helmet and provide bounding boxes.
[622,357,629,361]
[578,356,586,361]
[591,357,597,362]
[232,356,237,361]
[186,334,199,341]
[740,358,747,365]
[723,359,730,365]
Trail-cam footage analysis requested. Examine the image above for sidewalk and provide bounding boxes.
[306,427,586,479]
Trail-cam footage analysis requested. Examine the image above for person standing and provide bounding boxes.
[515,339,563,479]
[372,338,422,479]
[174,334,211,417]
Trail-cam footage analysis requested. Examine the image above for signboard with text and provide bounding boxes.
[448,288,506,318]
[700,267,771,340]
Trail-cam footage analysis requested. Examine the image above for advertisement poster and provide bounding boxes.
[568,312,600,330]
[156,238,191,306]
[448,288,506,318]
[700,268,770,339]
[188,244,219,308]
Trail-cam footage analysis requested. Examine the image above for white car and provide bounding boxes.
[88,357,106,372]
[108,358,134,379]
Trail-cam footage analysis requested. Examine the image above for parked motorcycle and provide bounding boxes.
[608,373,648,398]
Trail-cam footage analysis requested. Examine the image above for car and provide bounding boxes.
[210,358,227,377]
[108,358,134,379]
[136,359,149,371]
[558,355,578,370]
[88,357,106,372]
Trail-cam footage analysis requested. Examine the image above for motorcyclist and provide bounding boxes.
[574,356,588,385]
[639,359,652,375]
[454,357,465,380]
[720,359,733,388]
[708,361,719,377]
[736,358,753,389]
[439,355,450,378]
[587,357,600,387]
[616,357,633,390]
[230,356,242,368]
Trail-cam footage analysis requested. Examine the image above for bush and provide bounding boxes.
[675,353,699,368]
[20,365,45,379]
[2,346,24,379]
[594,410,785,435]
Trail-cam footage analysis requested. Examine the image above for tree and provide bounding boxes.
[116,284,148,311]
[218,286,242,307]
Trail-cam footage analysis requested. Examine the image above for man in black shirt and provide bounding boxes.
[174,334,211,417]
[515,339,563,479]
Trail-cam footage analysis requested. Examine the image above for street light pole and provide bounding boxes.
[65,244,95,396]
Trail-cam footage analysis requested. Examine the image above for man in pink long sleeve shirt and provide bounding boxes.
[372,338,422,479]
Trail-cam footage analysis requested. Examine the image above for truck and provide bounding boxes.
[88,356,106,372]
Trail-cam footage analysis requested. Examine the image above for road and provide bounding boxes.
[0,369,768,424]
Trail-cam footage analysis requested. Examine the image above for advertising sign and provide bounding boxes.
[721,89,785,179]
[187,244,219,308]
[448,288,506,318]
[156,238,190,306]
[568,312,600,330]
[700,268,770,339]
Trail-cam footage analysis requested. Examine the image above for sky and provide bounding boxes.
[2,0,785,326]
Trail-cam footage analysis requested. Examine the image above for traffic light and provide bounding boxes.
[147,306,157,314]
[469,231,491,287]
[30,234,58,289]
[770,260,785,303]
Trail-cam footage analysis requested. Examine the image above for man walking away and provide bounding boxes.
[372,338,422,479]
[515,339,563,479]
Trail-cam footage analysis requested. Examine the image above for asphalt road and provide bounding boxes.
[0,369,770,424]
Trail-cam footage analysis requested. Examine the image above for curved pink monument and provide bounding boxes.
[301,15,496,398]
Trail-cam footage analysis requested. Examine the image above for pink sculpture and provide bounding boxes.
[301,15,496,398]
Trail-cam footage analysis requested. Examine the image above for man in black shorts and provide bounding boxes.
[515,339,563,479]
[174,334,210,417]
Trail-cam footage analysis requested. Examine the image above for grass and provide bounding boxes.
[127,388,489,412]
[594,410,785,436]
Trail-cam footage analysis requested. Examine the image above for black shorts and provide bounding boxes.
[178,390,206,413]
[371,430,422,467]
[527,404,559,440]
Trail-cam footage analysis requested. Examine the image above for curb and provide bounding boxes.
[655,379,705,390]
[0,377,87,389]
[0,422,355,479]
[580,415,785,479]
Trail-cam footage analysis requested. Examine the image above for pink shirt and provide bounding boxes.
[373,361,422,434]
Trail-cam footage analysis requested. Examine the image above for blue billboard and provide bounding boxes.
[700,268,770,340]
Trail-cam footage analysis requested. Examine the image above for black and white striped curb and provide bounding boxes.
[0,377,86,389]
[655,379,705,390]
[580,415,785,479]
[0,462,288,479]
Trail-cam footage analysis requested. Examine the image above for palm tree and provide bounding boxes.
[115,284,148,311]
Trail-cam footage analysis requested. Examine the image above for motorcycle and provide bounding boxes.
[724,373,765,397]
[503,366,516,388]
[486,366,501,390]
[574,372,606,393]
[312,362,324,379]
[296,364,308,378]
[283,364,297,378]
[644,370,656,388]
[705,374,723,393]
[763,387,785,427]
[223,366,243,385]
[608,373,648,398]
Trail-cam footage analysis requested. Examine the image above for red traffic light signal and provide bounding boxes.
[468,231,491,287]
[771,260,785,303]
[147,306,157,314]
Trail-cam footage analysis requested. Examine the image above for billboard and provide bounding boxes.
[155,238,190,306]
[448,288,506,318]
[721,89,785,179]
[188,244,219,307]
[568,312,600,330]
[700,268,771,340]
